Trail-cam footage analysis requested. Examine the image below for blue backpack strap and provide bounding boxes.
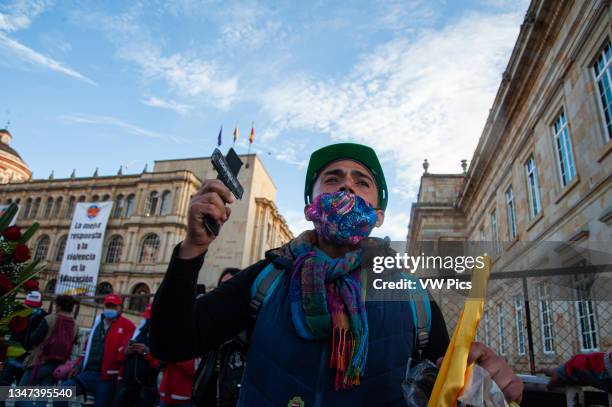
[400,272,431,351]
[249,256,291,319]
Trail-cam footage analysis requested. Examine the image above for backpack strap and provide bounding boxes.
[249,257,291,319]
[400,272,431,352]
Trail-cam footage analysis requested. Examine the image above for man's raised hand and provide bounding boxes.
[178,179,234,259]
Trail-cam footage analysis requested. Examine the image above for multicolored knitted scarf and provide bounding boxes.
[278,231,369,390]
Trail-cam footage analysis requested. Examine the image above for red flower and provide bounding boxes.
[3,226,21,241]
[13,245,30,263]
[0,274,13,294]
[23,279,39,291]
[9,316,28,333]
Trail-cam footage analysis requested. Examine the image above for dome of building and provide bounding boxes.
[0,129,32,184]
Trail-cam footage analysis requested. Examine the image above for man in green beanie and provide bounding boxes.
[151,143,523,406]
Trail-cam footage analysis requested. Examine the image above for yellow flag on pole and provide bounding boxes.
[427,256,491,407]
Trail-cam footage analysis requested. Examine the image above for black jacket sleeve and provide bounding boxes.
[150,243,268,362]
[25,318,49,350]
[418,300,450,363]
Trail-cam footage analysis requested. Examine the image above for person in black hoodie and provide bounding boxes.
[114,304,160,407]
[195,268,246,407]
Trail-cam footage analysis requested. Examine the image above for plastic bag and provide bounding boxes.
[402,358,440,406]
[457,364,508,407]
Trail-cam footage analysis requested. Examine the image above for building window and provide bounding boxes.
[125,194,136,218]
[52,197,63,218]
[514,295,526,356]
[145,192,159,217]
[138,234,160,264]
[34,234,50,261]
[92,195,100,202]
[538,283,555,354]
[573,274,599,351]
[160,191,172,215]
[55,235,68,262]
[490,210,499,253]
[552,110,576,187]
[102,194,111,201]
[484,309,491,347]
[23,198,32,219]
[30,197,41,219]
[43,197,53,219]
[505,187,517,240]
[105,235,123,264]
[112,195,124,218]
[129,283,150,312]
[525,156,542,218]
[45,279,57,294]
[498,303,506,355]
[64,197,76,219]
[78,196,86,203]
[95,282,113,304]
[593,41,612,142]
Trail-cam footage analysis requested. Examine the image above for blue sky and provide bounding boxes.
[0,0,529,239]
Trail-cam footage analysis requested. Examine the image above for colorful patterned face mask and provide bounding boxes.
[305,190,378,245]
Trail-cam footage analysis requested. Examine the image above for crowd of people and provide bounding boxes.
[0,271,244,407]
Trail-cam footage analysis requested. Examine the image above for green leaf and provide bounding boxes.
[19,222,40,244]
[0,203,18,232]
[0,259,43,301]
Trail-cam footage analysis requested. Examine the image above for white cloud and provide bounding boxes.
[58,113,194,143]
[0,33,96,85]
[0,0,53,33]
[142,97,193,115]
[0,0,95,85]
[371,210,410,241]
[283,209,310,237]
[259,9,525,201]
[74,10,239,108]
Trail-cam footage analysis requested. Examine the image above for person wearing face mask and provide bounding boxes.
[150,143,524,406]
[55,293,135,407]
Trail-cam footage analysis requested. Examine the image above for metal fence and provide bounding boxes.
[431,264,612,375]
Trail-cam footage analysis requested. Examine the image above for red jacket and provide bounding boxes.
[79,315,136,381]
[159,359,198,404]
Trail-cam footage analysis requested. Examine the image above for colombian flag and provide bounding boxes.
[233,126,239,144]
[249,125,255,144]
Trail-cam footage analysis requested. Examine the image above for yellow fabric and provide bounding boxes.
[427,257,491,407]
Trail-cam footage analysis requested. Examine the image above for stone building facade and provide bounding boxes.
[0,149,292,325]
[408,0,612,373]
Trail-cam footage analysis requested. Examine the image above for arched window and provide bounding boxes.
[78,196,86,203]
[112,195,124,218]
[43,197,53,219]
[92,194,100,202]
[23,198,32,219]
[125,194,136,217]
[64,197,76,219]
[34,235,50,261]
[145,192,159,217]
[52,197,63,218]
[30,197,41,219]
[95,282,114,304]
[55,235,68,262]
[102,194,111,202]
[129,283,150,312]
[160,191,172,215]
[138,234,160,264]
[105,235,123,263]
[6,198,12,204]
[45,279,56,294]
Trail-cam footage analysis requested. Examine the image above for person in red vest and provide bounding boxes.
[159,358,198,407]
[54,293,135,407]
